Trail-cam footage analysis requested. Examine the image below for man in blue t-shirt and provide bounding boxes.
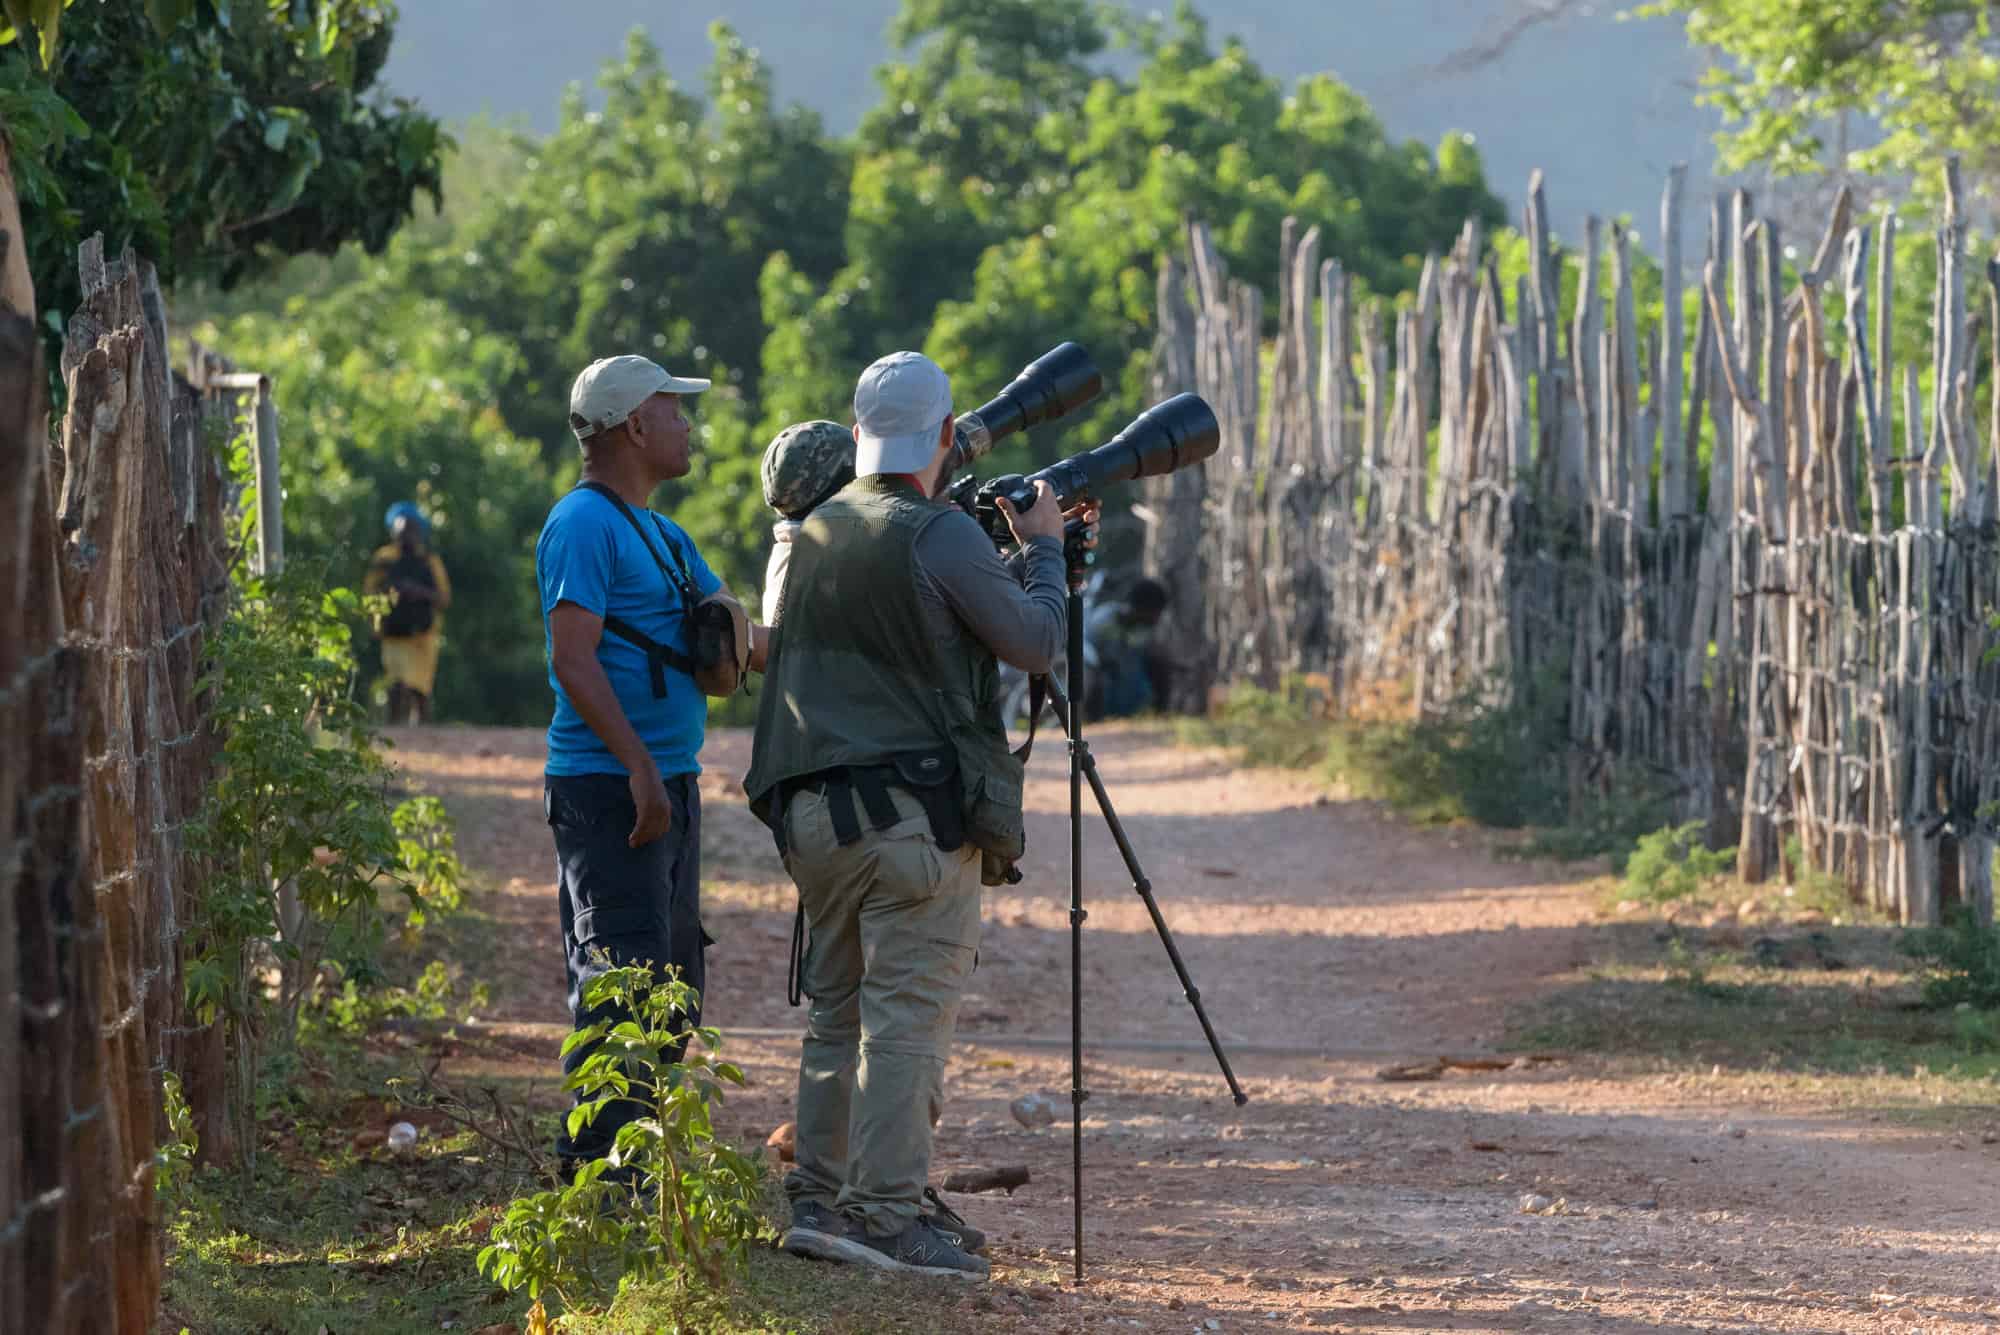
[536,354,768,1172]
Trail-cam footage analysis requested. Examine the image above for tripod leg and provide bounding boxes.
[1065,588,1088,1282]
[1042,677,1250,1107]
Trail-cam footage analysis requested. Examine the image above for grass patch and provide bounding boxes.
[1180,675,1672,864]
[576,1244,1037,1334]
[1505,917,2000,1117]
[160,1050,549,1334]
[161,1037,988,1335]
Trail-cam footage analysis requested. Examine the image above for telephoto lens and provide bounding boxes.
[943,342,1103,476]
[972,393,1220,543]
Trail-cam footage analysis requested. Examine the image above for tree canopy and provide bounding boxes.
[198,0,1505,724]
[1643,0,2000,199]
[2,0,445,338]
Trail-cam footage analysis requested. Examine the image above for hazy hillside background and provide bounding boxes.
[381,0,1728,244]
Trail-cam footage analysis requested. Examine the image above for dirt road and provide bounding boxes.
[392,724,2000,1333]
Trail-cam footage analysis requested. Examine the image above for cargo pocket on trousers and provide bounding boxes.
[874,829,949,905]
[571,902,658,967]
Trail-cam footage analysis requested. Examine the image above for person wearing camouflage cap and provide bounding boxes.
[759,420,856,625]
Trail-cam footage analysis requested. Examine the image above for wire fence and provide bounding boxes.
[2,228,229,1333]
[1149,164,2000,925]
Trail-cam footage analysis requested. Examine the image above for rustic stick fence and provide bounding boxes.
[1148,162,2000,926]
[2,155,230,1334]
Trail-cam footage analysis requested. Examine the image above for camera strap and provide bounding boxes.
[578,480,702,610]
[577,481,702,697]
[1015,675,1048,763]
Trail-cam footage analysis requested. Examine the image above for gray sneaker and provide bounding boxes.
[840,1216,991,1281]
[780,1198,858,1262]
[921,1186,987,1255]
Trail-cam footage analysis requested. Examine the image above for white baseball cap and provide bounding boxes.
[852,351,952,476]
[569,355,709,442]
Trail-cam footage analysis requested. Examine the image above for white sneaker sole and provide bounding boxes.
[780,1225,855,1263]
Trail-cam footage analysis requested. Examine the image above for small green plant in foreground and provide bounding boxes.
[1620,822,1736,904]
[477,965,768,1313]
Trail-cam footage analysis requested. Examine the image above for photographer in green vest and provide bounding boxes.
[745,351,1090,1281]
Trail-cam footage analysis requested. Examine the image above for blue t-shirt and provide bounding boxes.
[537,487,722,777]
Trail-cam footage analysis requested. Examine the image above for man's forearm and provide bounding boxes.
[555,654,658,778]
[919,520,1068,673]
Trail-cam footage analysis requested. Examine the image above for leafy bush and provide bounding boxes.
[478,965,767,1312]
[1178,677,1335,770]
[300,958,491,1043]
[1952,1006,2000,1054]
[188,480,462,1163]
[1903,909,2000,1010]
[1621,823,1737,904]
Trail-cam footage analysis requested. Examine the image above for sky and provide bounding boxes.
[379,0,1730,246]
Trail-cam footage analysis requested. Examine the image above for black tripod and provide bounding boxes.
[1051,585,1248,1281]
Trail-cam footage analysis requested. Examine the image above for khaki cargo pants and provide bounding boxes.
[781,782,982,1236]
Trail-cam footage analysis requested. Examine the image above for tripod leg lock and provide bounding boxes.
[1070,907,1088,926]
[1070,1088,1090,1106]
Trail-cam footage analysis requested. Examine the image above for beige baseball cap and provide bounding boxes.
[569,355,709,441]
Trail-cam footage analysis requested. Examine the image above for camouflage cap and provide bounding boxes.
[760,420,857,519]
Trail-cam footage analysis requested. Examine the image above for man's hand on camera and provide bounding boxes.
[996,479,1065,545]
[628,765,673,847]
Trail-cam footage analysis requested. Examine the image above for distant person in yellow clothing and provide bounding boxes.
[365,501,451,724]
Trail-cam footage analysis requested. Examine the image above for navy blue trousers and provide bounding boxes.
[545,771,707,1165]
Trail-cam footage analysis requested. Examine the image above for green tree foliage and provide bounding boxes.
[202,0,1503,722]
[1644,0,2000,195]
[1,0,444,342]
[209,278,555,725]
[925,6,1503,452]
[391,26,849,455]
[190,516,461,1162]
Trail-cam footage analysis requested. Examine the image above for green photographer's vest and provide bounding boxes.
[743,475,1026,882]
